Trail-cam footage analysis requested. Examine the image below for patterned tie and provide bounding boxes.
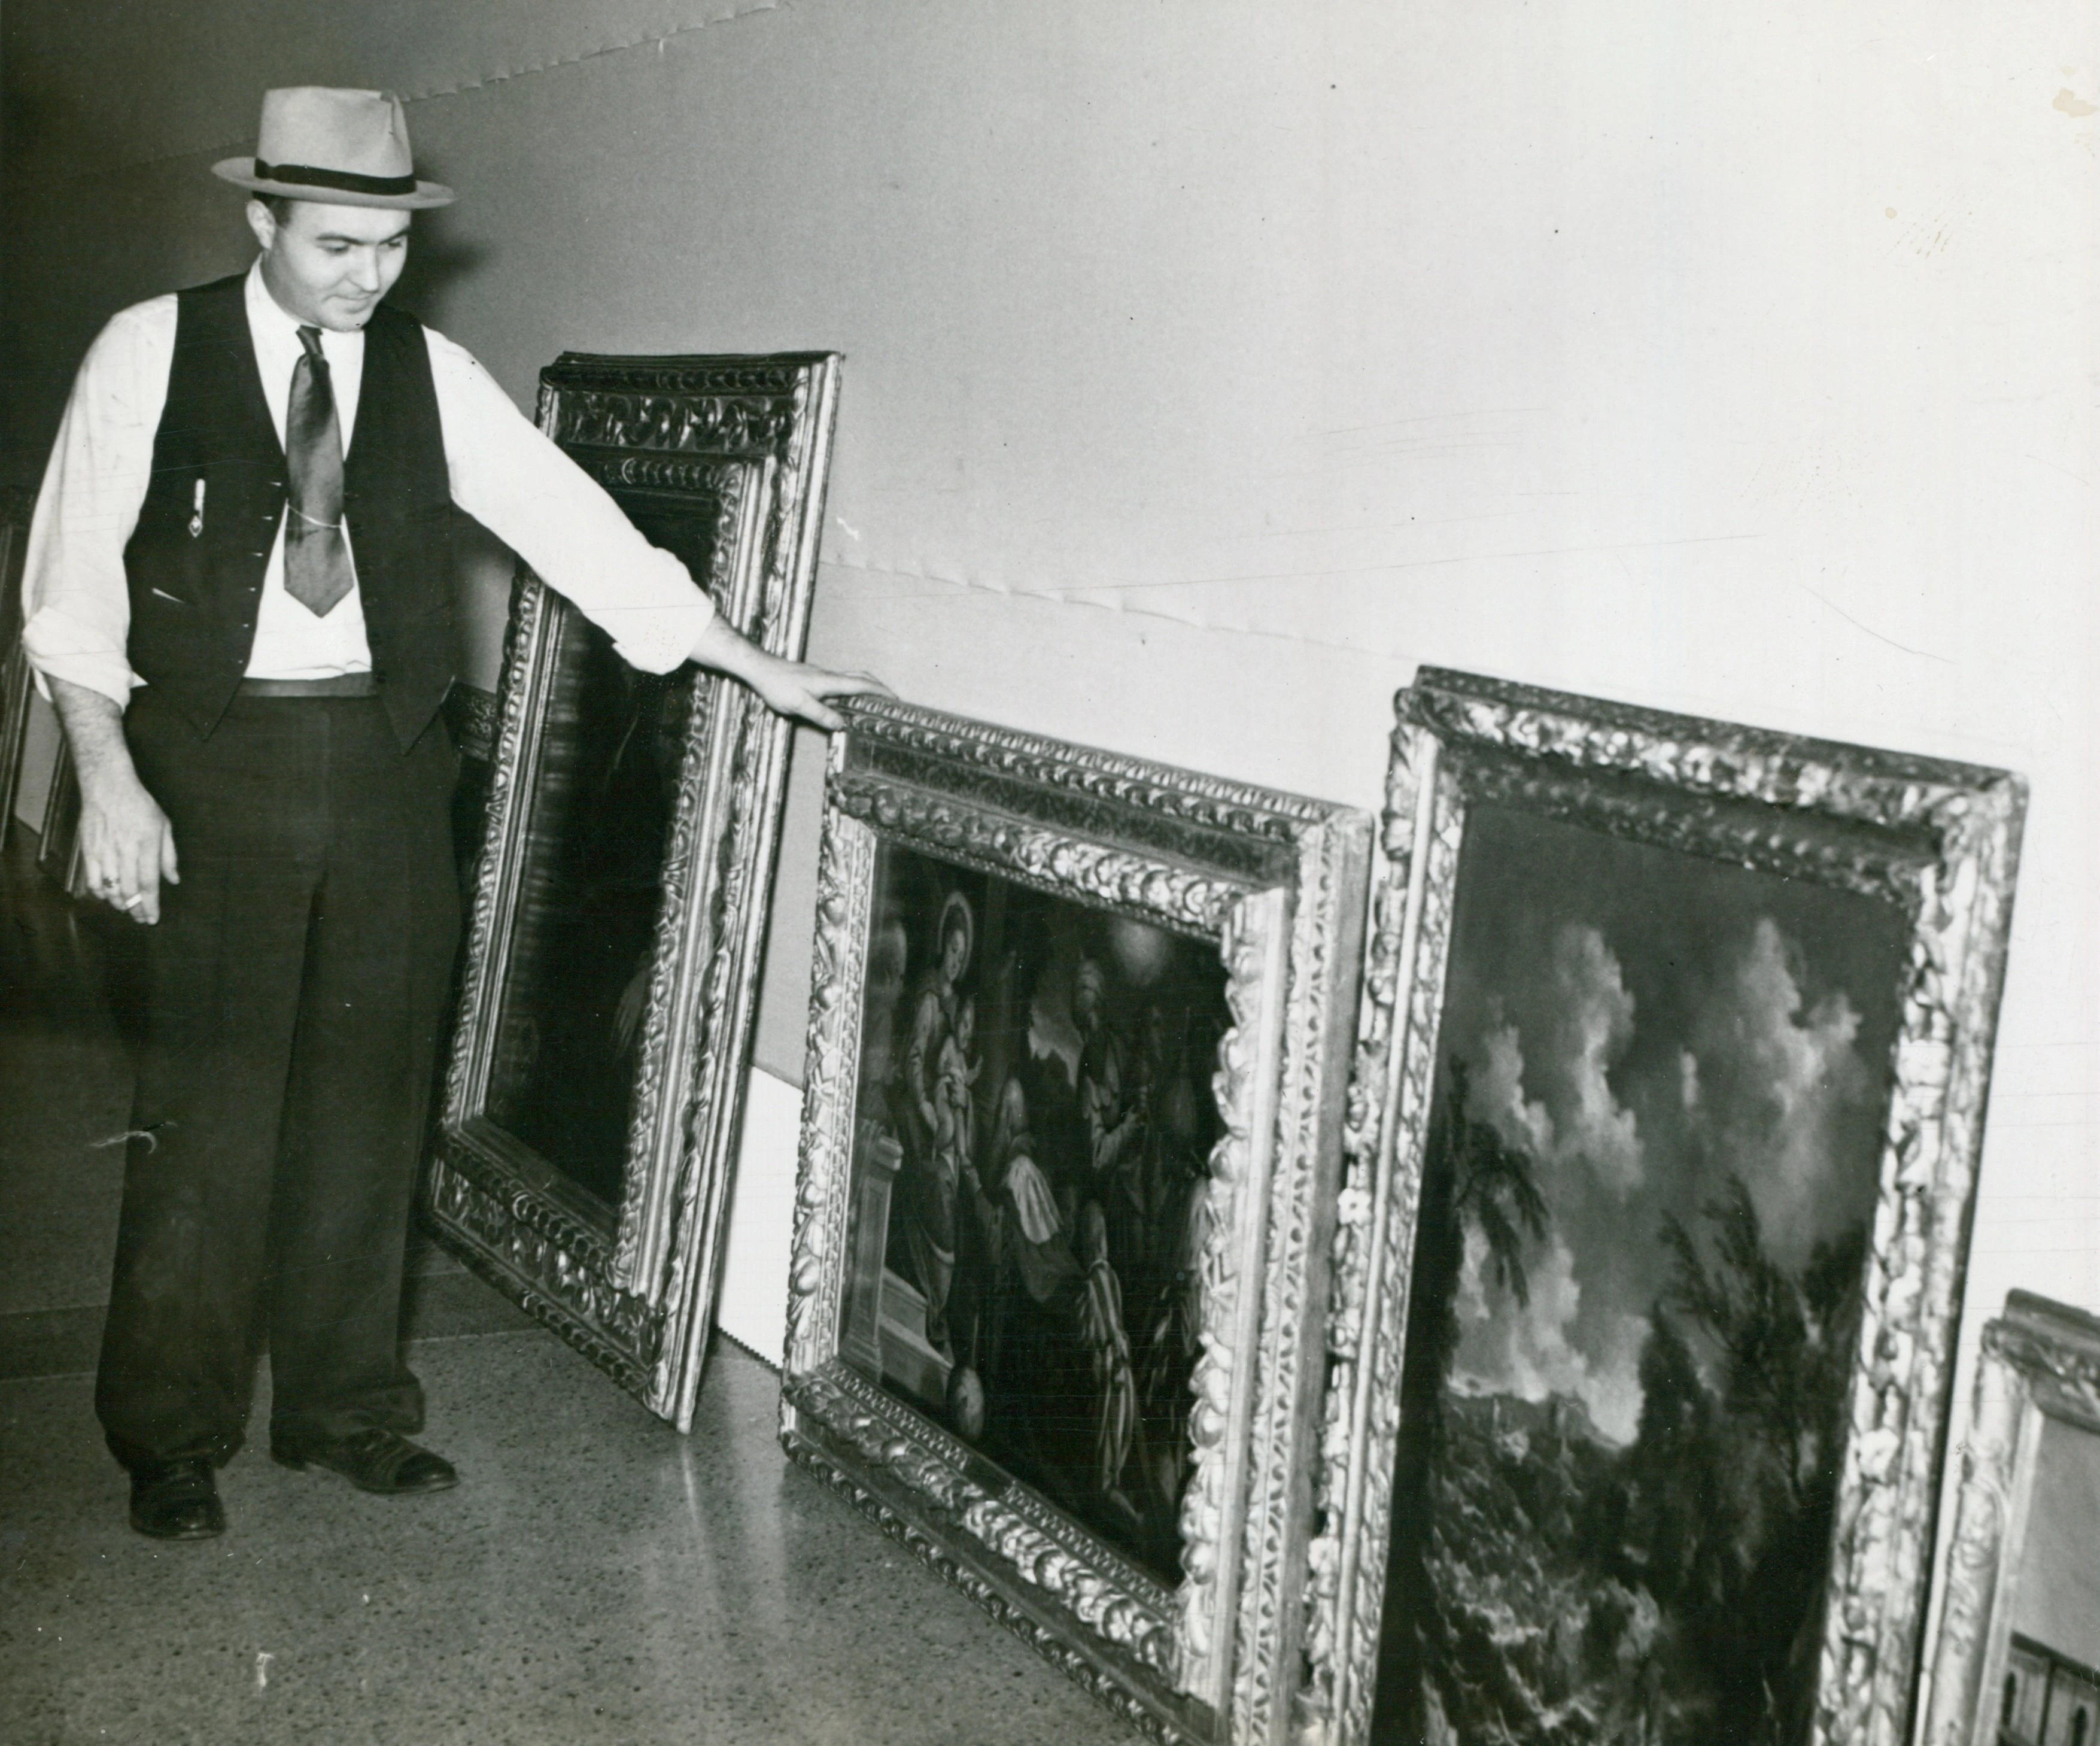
[284,324,355,617]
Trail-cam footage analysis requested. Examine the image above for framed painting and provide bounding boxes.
[1299,668,2026,1746]
[35,736,86,896]
[429,351,840,1430]
[1924,1292,2100,1746]
[781,699,1371,1744]
[1,521,33,849]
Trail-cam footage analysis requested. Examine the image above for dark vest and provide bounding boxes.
[122,274,457,748]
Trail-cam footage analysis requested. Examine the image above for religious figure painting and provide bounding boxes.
[843,841,1233,1582]
[1299,668,2027,1746]
[783,698,1370,1745]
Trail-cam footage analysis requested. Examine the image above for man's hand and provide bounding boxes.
[687,616,892,733]
[78,767,180,924]
[48,678,179,924]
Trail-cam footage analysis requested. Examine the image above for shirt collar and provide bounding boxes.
[244,257,365,363]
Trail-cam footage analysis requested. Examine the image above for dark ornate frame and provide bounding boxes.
[428,351,840,1430]
[0,522,32,849]
[1297,667,2028,1746]
[1923,1292,2100,1746]
[781,697,1371,1745]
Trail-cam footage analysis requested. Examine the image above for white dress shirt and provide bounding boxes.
[22,260,715,707]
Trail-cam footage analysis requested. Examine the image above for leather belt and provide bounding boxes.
[236,674,381,699]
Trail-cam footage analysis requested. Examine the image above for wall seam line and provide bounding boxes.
[59,1,786,179]
[818,552,1393,666]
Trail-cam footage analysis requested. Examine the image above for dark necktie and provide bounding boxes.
[284,324,355,617]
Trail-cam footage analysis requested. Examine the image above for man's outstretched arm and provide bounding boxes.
[47,678,178,924]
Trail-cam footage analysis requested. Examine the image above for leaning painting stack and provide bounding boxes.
[770,670,2024,1746]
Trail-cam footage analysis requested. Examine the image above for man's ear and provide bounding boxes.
[244,198,276,253]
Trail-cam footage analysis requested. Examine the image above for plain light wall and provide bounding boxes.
[5,0,2095,1649]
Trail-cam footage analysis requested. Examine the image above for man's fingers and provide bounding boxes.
[802,696,846,733]
[812,670,895,701]
[159,824,180,886]
[114,834,153,922]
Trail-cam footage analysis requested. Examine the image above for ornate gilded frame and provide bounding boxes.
[1298,667,2026,1746]
[430,352,840,1430]
[1923,1292,2100,1746]
[781,698,1370,1744]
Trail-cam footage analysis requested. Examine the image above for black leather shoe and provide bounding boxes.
[271,1427,458,1495]
[129,1459,226,1539]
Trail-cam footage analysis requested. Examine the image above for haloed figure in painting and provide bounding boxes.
[846,845,1231,1580]
[1372,804,1910,1746]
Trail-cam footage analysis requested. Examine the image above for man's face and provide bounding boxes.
[248,198,411,331]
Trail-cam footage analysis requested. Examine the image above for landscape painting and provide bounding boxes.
[837,839,1232,1583]
[1373,800,1910,1746]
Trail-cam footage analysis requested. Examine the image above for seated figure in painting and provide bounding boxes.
[975,1074,1142,1538]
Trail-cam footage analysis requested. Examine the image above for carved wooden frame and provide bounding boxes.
[781,698,1370,1745]
[1922,1293,2100,1746]
[1297,666,2027,1746]
[429,352,840,1431]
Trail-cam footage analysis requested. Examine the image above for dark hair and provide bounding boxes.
[257,193,300,227]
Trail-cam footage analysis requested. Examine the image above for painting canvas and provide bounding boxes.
[783,698,1370,1745]
[1376,806,1907,1743]
[484,489,721,1209]
[1300,669,2026,1746]
[841,840,1233,1582]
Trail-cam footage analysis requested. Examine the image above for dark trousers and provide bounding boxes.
[96,688,460,1470]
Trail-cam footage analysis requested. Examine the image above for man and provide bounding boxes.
[19,87,885,1541]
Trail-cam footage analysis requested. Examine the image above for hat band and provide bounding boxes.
[253,157,419,198]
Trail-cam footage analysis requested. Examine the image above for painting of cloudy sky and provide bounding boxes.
[1373,800,1913,1745]
[1438,801,1907,1446]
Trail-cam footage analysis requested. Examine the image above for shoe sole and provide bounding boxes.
[270,1450,459,1496]
[129,1510,225,1540]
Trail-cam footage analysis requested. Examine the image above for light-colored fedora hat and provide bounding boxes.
[212,87,454,209]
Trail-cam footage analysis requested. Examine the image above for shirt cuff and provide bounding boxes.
[21,613,140,712]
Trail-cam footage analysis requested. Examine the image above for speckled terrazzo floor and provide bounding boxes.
[0,837,1139,1746]
[0,1329,1144,1746]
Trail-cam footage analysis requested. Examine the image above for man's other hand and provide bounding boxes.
[80,769,180,924]
[47,676,179,924]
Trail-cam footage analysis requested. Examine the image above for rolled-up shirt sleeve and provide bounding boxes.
[423,330,715,673]
[20,297,175,709]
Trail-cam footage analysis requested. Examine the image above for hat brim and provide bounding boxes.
[212,157,455,209]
